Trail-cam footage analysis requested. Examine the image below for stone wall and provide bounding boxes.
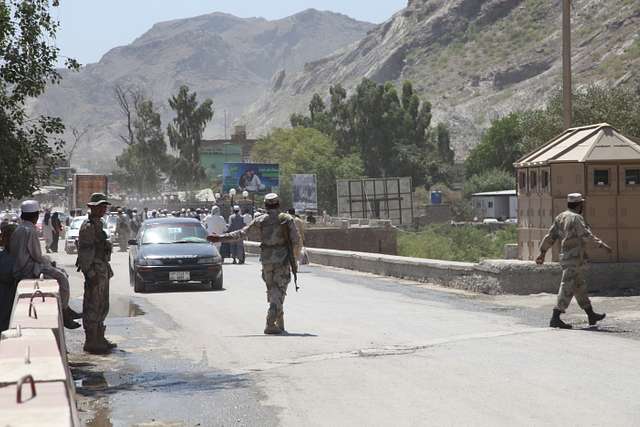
[245,242,640,295]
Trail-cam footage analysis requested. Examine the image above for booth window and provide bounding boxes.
[530,171,538,191]
[541,171,550,191]
[488,201,494,208]
[519,171,527,191]
[625,169,640,185]
[594,169,609,186]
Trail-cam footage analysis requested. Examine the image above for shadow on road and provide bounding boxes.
[234,333,318,338]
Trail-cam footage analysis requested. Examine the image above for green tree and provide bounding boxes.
[464,113,524,178]
[465,85,640,179]
[292,79,454,189]
[167,86,214,189]
[115,99,168,195]
[252,127,363,213]
[0,0,79,200]
[463,168,515,198]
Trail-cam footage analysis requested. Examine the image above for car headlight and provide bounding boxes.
[197,257,218,264]
[139,258,163,266]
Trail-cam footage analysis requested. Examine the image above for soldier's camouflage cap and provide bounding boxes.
[87,193,111,206]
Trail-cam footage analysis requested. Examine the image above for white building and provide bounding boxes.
[471,190,517,220]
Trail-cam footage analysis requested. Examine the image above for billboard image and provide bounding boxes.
[223,163,279,194]
[293,174,318,212]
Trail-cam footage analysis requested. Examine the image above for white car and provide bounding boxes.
[64,216,111,254]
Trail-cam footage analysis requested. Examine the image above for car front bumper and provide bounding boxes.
[134,264,222,285]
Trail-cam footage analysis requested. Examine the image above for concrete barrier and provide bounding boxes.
[245,242,640,295]
[0,278,80,426]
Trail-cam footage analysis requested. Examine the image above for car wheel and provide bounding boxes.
[134,274,146,293]
[210,269,223,291]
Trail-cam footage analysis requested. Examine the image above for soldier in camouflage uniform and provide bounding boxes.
[536,193,612,329]
[116,208,131,252]
[76,193,116,354]
[208,193,300,334]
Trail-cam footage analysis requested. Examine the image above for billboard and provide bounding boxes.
[336,177,414,225]
[223,163,279,194]
[292,174,318,212]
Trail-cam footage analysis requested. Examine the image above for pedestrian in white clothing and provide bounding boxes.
[204,206,227,250]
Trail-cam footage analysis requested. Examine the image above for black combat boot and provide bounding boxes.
[585,306,606,326]
[549,309,572,329]
[63,309,81,329]
[65,307,82,320]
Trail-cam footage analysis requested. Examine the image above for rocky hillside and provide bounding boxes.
[33,9,374,169]
[244,0,640,158]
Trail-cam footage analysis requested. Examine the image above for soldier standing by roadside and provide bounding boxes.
[536,193,612,329]
[115,208,131,252]
[208,193,299,334]
[77,193,116,354]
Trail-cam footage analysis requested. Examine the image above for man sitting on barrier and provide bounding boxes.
[10,200,81,329]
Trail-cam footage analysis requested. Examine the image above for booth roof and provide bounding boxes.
[514,123,640,167]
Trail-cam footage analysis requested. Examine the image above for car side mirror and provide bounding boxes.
[128,239,138,246]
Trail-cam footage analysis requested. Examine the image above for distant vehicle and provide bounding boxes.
[71,174,108,210]
[106,214,118,244]
[505,218,518,225]
[64,216,111,254]
[128,217,223,293]
[482,218,499,224]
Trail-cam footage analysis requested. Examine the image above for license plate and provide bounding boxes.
[169,271,190,281]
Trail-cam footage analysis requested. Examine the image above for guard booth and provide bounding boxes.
[514,123,640,263]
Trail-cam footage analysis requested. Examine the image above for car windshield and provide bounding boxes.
[107,216,118,226]
[141,223,208,244]
[69,216,109,232]
[70,217,85,230]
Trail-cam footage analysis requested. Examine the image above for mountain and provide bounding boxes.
[33,9,374,170]
[243,0,640,158]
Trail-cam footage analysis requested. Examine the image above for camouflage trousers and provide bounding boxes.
[262,261,291,311]
[556,265,592,312]
[82,262,111,329]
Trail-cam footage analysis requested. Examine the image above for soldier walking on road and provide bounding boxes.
[116,208,131,252]
[536,193,612,329]
[208,193,299,334]
[76,193,116,354]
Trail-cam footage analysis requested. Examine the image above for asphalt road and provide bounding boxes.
[49,248,640,427]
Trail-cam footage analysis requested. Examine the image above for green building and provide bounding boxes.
[200,126,256,179]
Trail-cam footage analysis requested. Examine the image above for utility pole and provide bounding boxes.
[224,110,228,139]
[562,0,572,129]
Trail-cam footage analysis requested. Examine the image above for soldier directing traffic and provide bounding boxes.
[536,193,612,329]
[76,193,117,354]
[208,193,300,335]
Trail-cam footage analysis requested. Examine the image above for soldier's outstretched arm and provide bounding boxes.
[77,223,96,275]
[208,219,259,243]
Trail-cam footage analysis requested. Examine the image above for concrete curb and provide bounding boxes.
[0,278,80,426]
[245,242,640,295]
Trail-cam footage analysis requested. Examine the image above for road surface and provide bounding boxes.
[47,249,640,426]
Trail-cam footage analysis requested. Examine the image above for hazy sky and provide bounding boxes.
[53,0,407,66]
